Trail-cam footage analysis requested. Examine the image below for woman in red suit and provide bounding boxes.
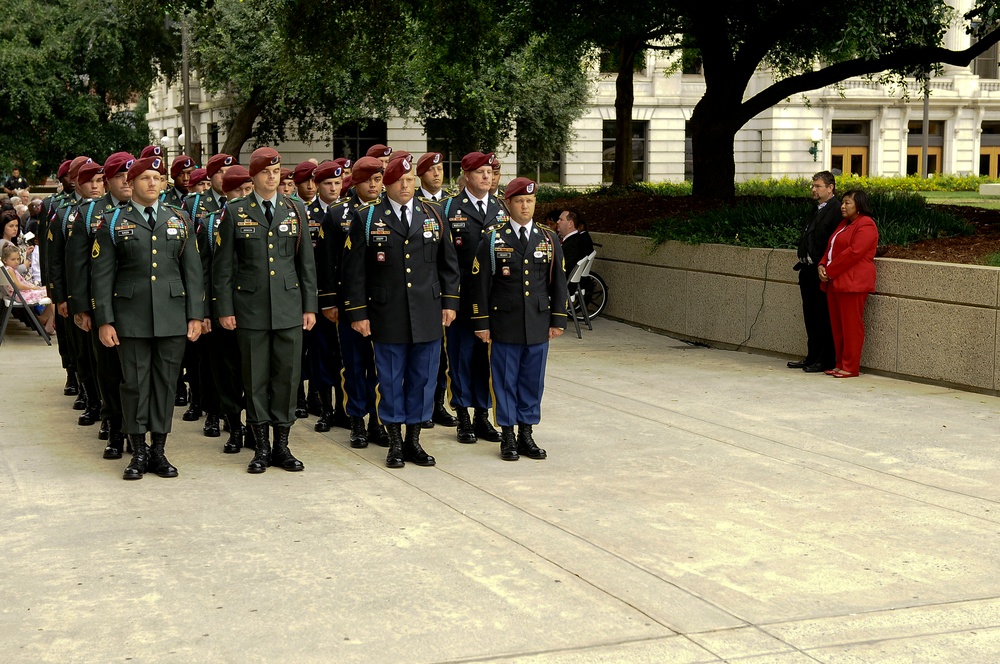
[818,190,878,378]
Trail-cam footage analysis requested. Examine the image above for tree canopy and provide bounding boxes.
[537,0,1000,195]
[0,0,179,183]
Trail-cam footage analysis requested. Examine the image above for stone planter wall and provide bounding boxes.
[592,232,1000,393]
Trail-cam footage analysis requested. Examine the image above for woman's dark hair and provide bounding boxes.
[545,209,561,224]
[841,189,872,217]
[0,209,19,227]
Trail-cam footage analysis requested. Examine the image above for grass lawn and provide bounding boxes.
[920,191,1000,209]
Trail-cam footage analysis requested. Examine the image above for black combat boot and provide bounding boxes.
[473,408,501,442]
[307,389,324,417]
[78,402,101,426]
[516,424,546,459]
[385,423,404,469]
[98,418,110,440]
[499,426,518,461]
[349,416,368,448]
[271,425,304,471]
[367,414,389,447]
[222,414,244,454]
[403,425,436,466]
[314,389,333,432]
[203,413,220,437]
[432,387,458,427]
[182,400,202,421]
[147,433,179,478]
[103,419,125,460]
[455,407,477,444]
[295,383,308,419]
[247,424,270,474]
[123,434,149,480]
[174,384,188,407]
[64,370,79,396]
[73,379,86,410]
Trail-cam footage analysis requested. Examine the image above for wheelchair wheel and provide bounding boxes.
[583,271,608,319]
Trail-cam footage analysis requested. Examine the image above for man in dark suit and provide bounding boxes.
[92,156,205,480]
[342,156,461,468]
[472,177,568,461]
[213,147,318,474]
[555,208,595,277]
[788,171,841,373]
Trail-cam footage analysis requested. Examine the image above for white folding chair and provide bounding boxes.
[1,268,52,346]
[566,251,597,338]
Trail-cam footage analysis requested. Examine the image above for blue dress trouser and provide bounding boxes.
[488,341,548,427]
[373,340,439,425]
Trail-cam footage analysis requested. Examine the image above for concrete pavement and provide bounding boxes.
[2,317,1000,663]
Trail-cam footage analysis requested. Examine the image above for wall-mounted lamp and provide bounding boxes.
[808,127,823,162]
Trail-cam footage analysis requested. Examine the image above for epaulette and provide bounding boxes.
[536,223,555,233]
[357,197,380,212]
[164,202,185,213]
[288,194,301,201]
[418,196,443,206]
[227,195,247,206]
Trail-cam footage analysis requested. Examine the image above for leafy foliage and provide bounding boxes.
[647,191,972,248]
[0,0,179,182]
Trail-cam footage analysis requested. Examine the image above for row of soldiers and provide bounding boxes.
[39,142,569,480]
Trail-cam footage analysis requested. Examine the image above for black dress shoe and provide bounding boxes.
[203,413,221,437]
[98,419,110,441]
[420,419,435,429]
[182,403,202,421]
[786,359,809,369]
[78,405,101,426]
[802,362,826,373]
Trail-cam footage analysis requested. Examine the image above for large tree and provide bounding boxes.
[0,0,179,183]
[190,0,590,165]
[538,0,1000,196]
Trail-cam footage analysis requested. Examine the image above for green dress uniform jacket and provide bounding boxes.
[212,192,318,329]
[161,186,186,210]
[66,194,125,315]
[46,192,82,304]
[471,222,569,345]
[342,197,461,344]
[91,203,205,337]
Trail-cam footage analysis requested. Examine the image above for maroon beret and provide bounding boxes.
[103,152,136,180]
[187,168,208,187]
[76,161,104,185]
[206,154,235,179]
[504,177,537,200]
[170,154,194,179]
[366,144,392,159]
[313,161,344,183]
[341,175,353,192]
[68,156,92,182]
[334,158,352,170]
[248,148,281,177]
[280,167,293,181]
[126,157,163,182]
[292,161,317,184]
[222,165,252,193]
[351,156,383,184]
[140,145,163,160]
[388,150,411,163]
[416,152,443,176]
[492,158,502,172]
[382,156,412,186]
[57,160,73,179]
[461,152,495,172]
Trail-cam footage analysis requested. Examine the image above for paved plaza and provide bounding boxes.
[2,317,1000,663]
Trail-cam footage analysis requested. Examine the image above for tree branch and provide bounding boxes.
[738,28,1000,124]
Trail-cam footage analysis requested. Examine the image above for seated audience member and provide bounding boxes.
[2,244,55,334]
[818,190,879,379]
[555,208,595,277]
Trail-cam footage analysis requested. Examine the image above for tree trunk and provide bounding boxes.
[612,42,637,187]
[221,89,265,160]
[689,95,739,198]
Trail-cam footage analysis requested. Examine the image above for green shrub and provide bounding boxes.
[648,191,972,249]
[735,178,812,198]
[835,173,999,193]
[982,252,1000,267]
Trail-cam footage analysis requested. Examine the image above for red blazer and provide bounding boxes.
[819,215,878,293]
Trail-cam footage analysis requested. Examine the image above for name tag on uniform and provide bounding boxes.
[370,229,390,245]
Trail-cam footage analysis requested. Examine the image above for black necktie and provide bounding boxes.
[145,206,156,229]
[219,195,227,207]
[477,200,485,218]
[432,194,439,202]
[519,226,528,250]
[400,205,408,229]
[263,200,273,224]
